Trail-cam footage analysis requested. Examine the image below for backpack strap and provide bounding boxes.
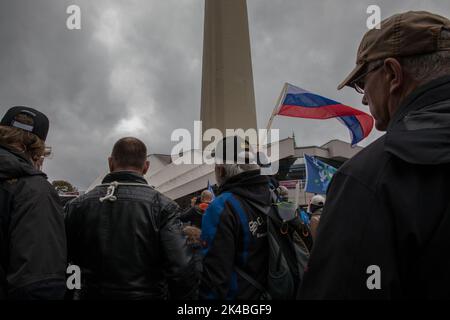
[226,194,270,298]
[234,266,271,300]
[242,192,301,281]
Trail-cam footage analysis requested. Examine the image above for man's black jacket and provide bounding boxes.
[0,145,67,299]
[299,76,450,299]
[64,171,198,299]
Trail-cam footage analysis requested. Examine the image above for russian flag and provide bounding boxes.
[276,83,373,146]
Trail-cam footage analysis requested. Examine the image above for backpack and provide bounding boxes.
[232,191,310,300]
[0,181,13,299]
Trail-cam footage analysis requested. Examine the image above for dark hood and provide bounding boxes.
[385,75,450,165]
[218,169,271,207]
[0,145,45,180]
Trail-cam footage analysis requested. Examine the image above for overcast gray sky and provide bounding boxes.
[1,0,449,190]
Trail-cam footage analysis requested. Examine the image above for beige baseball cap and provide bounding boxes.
[338,11,450,90]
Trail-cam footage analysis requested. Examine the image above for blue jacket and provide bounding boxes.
[200,170,270,299]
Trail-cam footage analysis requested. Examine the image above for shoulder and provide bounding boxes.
[7,176,64,223]
[156,191,181,213]
[12,175,60,202]
[205,192,235,216]
[336,135,393,192]
[65,185,104,209]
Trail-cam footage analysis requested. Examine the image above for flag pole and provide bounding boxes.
[257,83,288,169]
[294,180,300,208]
[266,82,288,130]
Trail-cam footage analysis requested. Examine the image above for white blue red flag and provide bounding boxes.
[276,83,374,146]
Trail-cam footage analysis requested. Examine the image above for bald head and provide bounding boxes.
[108,137,149,175]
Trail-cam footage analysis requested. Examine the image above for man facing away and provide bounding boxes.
[0,106,67,300]
[200,136,270,299]
[65,137,198,299]
[299,11,450,299]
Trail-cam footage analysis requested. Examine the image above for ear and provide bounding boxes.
[214,165,225,186]
[142,160,150,175]
[215,165,224,177]
[383,58,404,94]
[32,156,43,171]
[108,157,114,173]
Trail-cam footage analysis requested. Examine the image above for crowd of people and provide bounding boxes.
[2,10,450,300]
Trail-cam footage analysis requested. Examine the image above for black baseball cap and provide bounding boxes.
[212,135,255,164]
[1,106,49,141]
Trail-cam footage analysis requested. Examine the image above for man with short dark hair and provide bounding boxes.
[110,137,148,170]
[65,137,198,299]
[0,106,67,300]
[299,11,450,299]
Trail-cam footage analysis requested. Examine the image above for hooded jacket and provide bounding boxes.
[0,145,67,300]
[64,171,198,300]
[200,169,271,299]
[299,75,450,299]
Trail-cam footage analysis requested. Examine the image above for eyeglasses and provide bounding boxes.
[351,62,384,94]
[43,146,53,159]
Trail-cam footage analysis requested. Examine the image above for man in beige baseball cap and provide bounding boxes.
[338,11,450,91]
[339,10,450,130]
[299,11,450,299]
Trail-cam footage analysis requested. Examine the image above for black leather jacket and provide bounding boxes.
[65,171,198,299]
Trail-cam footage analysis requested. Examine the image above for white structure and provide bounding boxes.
[147,138,362,205]
[87,138,363,206]
[201,0,257,134]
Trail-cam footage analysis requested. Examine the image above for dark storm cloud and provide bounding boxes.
[0,0,129,187]
[0,0,204,188]
[0,0,449,189]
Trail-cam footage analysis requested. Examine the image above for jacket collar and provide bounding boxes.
[388,75,450,131]
[0,143,34,164]
[102,171,148,185]
[0,144,45,180]
[384,75,450,165]
[217,169,271,206]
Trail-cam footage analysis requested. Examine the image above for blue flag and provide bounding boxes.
[207,180,216,200]
[304,154,337,194]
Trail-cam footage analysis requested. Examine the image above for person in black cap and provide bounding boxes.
[200,135,271,299]
[0,106,67,300]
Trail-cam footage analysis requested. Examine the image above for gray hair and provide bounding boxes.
[216,163,259,186]
[400,29,450,84]
[367,29,450,85]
